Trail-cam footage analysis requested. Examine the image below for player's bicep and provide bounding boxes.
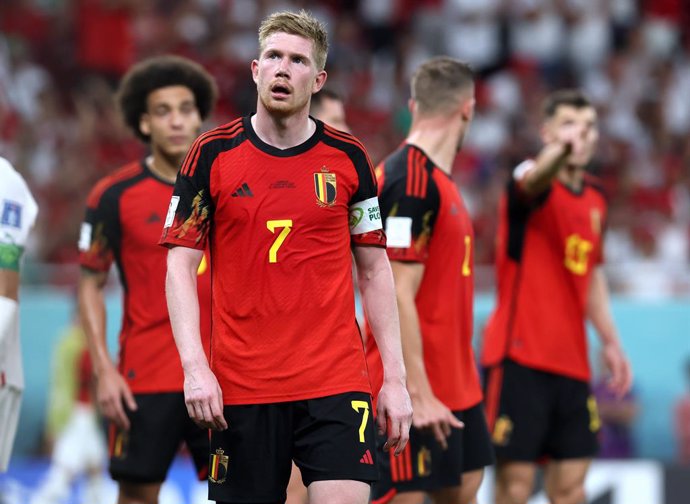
[167,246,204,276]
[390,261,424,299]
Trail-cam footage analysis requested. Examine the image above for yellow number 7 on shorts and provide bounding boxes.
[351,400,369,443]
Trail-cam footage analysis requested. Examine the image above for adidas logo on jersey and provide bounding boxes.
[231,183,254,197]
[359,449,374,465]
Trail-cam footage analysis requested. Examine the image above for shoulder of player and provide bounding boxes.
[583,173,608,202]
[320,123,373,168]
[0,157,30,192]
[381,144,438,200]
[181,118,247,175]
[86,160,145,208]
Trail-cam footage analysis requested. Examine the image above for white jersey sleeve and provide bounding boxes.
[0,157,38,270]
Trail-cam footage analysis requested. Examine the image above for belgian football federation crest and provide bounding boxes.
[492,415,513,446]
[314,169,337,207]
[417,446,432,477]
[209,448,229,484]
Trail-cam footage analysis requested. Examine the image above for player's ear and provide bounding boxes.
[139,114,151,136]
[312,70,327,94]
[461,97,475,122]
[251,59,259,84]
[408,98,415,115]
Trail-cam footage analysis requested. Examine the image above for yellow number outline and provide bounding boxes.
[266,219,293,263]
[351,400,370,443]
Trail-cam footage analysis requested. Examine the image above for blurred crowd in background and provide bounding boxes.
[0,0,689,296]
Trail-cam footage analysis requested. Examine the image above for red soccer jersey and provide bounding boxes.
[79,160,212,393]
[481,160,607,381]
[160,117,386,405]
[365,144,483,411]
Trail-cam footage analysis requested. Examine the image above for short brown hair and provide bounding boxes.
[542,89,592,118]
[117,55,217,143]
[258,10,328,71]
[411,57,474,115]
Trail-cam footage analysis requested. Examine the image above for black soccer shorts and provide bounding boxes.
[371,403,495,503]
[109,392,209,483]
[210,391,379,504]
[484,359,600,462]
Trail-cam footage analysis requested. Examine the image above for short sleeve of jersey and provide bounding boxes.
[347,142,385,248]
[0,158,38,271]
[159,136,216,250]
[381,173,440,263]
[78,183,119,272]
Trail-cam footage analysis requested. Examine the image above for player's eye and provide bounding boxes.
[152,106,170,117]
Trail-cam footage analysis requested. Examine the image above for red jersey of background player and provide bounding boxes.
[365,144,483,411]
[79,160,211,393]
[481,160,607,381]
[160,117,385,405]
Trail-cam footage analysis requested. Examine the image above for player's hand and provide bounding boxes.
[95,363,137,430]
[603,342,633,398]
[183,364,228,431]
[376,378,413,456]
[410,390,463,450]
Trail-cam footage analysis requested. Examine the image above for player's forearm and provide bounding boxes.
[78,271,112,376]
[521,142,571,196]
[397,292,432,397]
[588,268,621,347]
[358,257,406,385]
[0,269,19,301]
[166,252,207,372]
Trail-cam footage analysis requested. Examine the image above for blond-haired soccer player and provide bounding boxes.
[162,10,412,504]
[0,156,38,473]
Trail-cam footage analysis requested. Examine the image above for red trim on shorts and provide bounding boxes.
[485,365,504,431]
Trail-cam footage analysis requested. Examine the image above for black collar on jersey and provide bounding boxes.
[243,114,323,157]
[141,158,176,187]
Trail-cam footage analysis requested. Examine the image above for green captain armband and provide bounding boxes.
[0,242,23,272]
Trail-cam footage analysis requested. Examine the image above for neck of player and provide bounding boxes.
[252,106,316,150]
[405,115,466,176]
[147,149,182,184]
[558,164,585,192]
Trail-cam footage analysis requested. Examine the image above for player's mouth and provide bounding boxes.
[270,82,292,100]
[168,135,190,145]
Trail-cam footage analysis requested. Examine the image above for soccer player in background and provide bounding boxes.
[365,57,494,504]
[0,156,38,473]
[311,88,350,132]
[481,89,633,504]
[162,10,412,504]
[78,55,217,504]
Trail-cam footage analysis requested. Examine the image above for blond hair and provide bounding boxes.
[258,10,329,71]
[411,57,474,115]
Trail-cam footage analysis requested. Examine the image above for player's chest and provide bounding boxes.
[541,189,604,243]
[211,155,356,225]
[119,183,173,247]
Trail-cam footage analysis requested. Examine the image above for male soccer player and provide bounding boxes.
[481,89,633,504]
[310,88,350,132]
[365,57,494,504]
[78,55,217,504]
[0,156,38,473]
[161,10,412,504]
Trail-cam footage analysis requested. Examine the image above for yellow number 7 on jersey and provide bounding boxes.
[266,219,293,263]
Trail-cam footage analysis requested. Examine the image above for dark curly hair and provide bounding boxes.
[116,55,218,143]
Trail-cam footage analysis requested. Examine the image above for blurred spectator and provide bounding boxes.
[675,358,690,465]
[592,349,639,459]
[0,0,687,296]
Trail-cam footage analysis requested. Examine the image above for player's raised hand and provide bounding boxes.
[410,391,464,450]
[184,364,228,431]
[603,342,633,398]
[95,362,137,430]
[376,379,413,456]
